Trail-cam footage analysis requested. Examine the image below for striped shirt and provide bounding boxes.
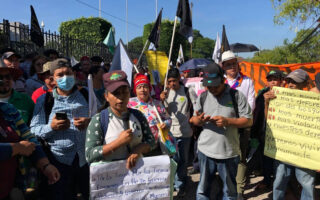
[0,102,45,169]
[30,88,89,167]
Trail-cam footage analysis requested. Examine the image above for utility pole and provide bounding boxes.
[190,1,193,58]
[126,0,128,49]
[99,0,101,17]
[155,0,158,19]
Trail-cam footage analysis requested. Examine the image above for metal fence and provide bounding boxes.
[0,19,114,62]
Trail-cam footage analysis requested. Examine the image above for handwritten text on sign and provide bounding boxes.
[90,155,170,200]
[264,87,320,170]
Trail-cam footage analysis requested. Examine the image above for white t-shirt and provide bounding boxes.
[103,111,143,161]
[225,73,256,110]
[164,85,192,138]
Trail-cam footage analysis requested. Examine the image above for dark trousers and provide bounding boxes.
[39,154,89,200]
[236,129,250,194]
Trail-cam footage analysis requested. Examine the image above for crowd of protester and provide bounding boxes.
[0,47,319,200]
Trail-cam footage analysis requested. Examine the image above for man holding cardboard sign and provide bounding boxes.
[265,69,317,200]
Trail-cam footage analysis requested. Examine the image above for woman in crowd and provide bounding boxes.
[31,61,56,103]
[85,70,155,169]
[128,74,172,154]
[26,55,48,96]
[88,65,106,105]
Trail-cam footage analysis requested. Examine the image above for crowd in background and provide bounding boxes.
[0,47,319,200]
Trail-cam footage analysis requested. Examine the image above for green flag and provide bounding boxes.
[103,27,116,54]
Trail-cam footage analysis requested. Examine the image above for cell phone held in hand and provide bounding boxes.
[56,112,68,120]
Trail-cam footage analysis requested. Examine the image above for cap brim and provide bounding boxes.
[266,74,281,79]
[286,75,304,83]
[202,77,222,87]
[38,69,50,74]
[222,57,237,64]
[106,81,129,93]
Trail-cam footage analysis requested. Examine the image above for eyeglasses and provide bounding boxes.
[0,74,12,81]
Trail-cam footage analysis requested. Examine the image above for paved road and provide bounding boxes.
[173,167,320,200]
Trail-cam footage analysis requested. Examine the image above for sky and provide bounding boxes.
[0,0,311,58]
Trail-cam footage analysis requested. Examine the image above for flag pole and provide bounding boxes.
[136,39,149,68]
[133,64,139,73]
[164,16,178,89]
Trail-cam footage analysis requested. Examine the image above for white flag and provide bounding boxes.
[177,44,184,64]
[109,39,134,85]
[70,56,79,67]
[88,74,98,117]
[212,32,221,63]
[148,42,157,51]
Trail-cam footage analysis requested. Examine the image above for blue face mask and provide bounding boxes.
[57,75,75,91]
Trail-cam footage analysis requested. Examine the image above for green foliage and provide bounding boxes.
[59,17,112,43]
[142,19,215,63]
[192,36,215,58]
[249,28,320,64]
[271,0,320,25]
[128,36,143,55]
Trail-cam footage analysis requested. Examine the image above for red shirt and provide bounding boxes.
[31,86,48,103]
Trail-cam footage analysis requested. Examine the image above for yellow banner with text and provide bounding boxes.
[264,87,320,170]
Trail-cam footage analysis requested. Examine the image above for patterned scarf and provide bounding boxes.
[225,72,244,89]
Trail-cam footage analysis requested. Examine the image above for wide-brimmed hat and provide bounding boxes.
[39,61,53,75]
[221,50,237,64]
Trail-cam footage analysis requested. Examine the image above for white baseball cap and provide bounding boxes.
[221,50,237,63]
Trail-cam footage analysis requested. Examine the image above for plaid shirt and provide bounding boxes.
[30,88,89,167]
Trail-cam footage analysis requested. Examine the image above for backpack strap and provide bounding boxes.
[99,108,109,139]
[99,108,148,142]
[182,85,194,118]
[199,90,208,110]
[229,88,244,134]
[79,87,89,102]
[183,85,192,108]
[44,92,54,123]
[229,88,239,118]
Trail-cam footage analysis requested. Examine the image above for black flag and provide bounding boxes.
[30,5,44,47]
[176,0,193,43]
[148,8,163,48]
[220,25,230,54]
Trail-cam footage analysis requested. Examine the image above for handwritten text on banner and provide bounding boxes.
[90,155,171,200]
[264,87,320,170]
